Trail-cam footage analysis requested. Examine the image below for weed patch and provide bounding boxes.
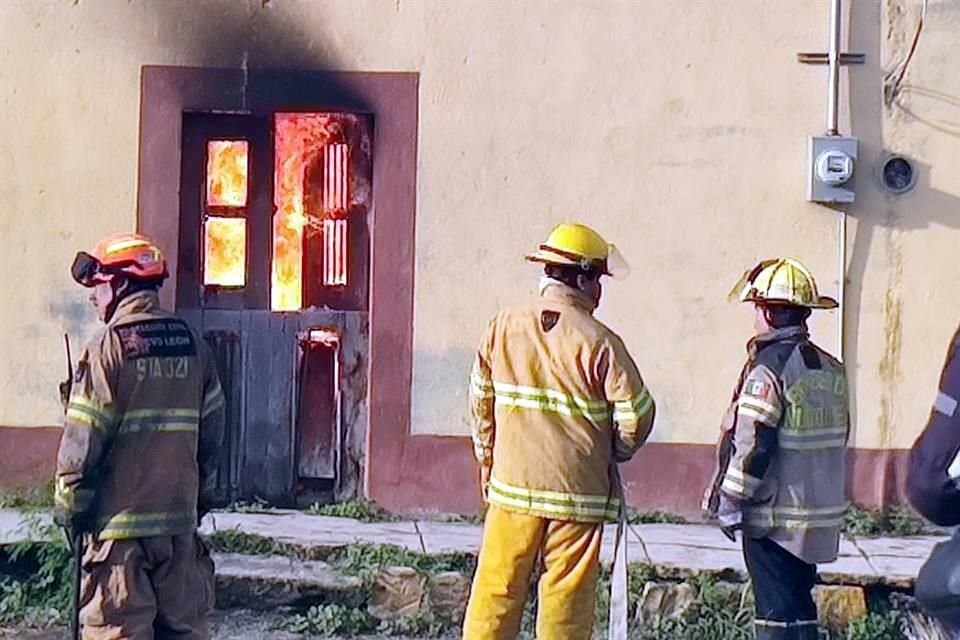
[0,482,54,512]
[306,499,400,523]
[0,517,72,626]
[327,543,476,579]
[627,510,687,525]
[205,529,299,558]
[843,505,927,538]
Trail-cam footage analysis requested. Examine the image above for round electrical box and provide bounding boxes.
[880,155,917,194]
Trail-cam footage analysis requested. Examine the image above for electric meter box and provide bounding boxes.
[807,135,858,204]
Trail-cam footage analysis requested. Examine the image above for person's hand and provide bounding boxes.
[479,465,491,503]
[58,379,72,412]
[717,494,743,542]
[53,505,91,543]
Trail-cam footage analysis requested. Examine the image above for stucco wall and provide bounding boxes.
[0,0,957,456]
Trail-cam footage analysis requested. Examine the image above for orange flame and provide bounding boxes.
[207,141,249,207]
[273,114,342,311]
[203,217,246,287]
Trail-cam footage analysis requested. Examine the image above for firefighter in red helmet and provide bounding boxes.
[56,232,225,639]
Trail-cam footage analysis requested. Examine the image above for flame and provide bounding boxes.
[207,141,249,207]
[273,114,342,311]
[203,217,246,287]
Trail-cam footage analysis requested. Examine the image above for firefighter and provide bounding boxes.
[703,258,849,640]
[907,324,960,528]
[906,326,960,632]
[462,222,656,640]
[54,232,225,640]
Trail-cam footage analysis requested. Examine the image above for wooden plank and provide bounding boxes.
[262,314,296,500]
[337,312,370,500]
[242,311,273,499]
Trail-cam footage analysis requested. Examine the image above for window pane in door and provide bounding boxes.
[206,140,249,207]
[203,216,247,287]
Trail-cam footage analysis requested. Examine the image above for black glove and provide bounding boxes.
[58,379,72,412]
[717,493,743,542]
[53,505,92,538]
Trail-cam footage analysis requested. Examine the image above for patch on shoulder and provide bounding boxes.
[744,379,772,399]
[541,310,561,333]
[114,319,196,360]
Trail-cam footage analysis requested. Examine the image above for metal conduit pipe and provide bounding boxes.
[827,0,842,135]
[828,0,846,361]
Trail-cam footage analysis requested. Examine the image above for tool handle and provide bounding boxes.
[72,532,82,640]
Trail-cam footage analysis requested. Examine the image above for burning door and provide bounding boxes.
[177,112,372,504]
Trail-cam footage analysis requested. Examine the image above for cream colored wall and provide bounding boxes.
[0,1,956,452]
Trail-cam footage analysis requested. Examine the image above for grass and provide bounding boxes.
[205,529,301,558]
[0,516,72,626]
[626,509,687,525]
[0,482,54,512]
[306,499,400,523]
[327,543,476,579]
[223,498,277,514]
[842,505,928,538]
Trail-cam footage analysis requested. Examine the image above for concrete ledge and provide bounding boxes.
[213,552,365,609]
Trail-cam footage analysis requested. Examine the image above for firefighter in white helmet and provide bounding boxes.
[704,258,849,640]
[462,222,656,640]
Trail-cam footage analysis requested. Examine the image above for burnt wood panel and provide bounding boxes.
[295,337,338,480]
[241,311,273,499]
[203,329,243,503]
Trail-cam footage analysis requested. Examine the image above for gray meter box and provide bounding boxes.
[807,136,858,204]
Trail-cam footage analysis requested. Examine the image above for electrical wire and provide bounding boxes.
[884,0,929,105]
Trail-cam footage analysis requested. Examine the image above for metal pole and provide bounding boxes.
[837,211,846,363]
[827,0,842,135]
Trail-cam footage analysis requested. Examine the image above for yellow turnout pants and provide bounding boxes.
[462,504,603,640]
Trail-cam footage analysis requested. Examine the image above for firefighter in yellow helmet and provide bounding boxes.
[55,232,225,639]
[462,222,656,640]
[704,258,849,640]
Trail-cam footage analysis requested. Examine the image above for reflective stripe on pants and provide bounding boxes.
[462,504,602,640]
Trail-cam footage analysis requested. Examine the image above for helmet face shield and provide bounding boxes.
[71,251,106,287]
[605,243,630,280]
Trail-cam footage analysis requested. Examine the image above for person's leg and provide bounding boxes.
[535,519,604,640]
[80,538,157,640]
[463,506,546,640]
[149,534,215,640]
[743,536,819,640]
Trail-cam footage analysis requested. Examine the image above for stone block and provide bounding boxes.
[428,571,472,622]
[814,585,867,630]
[634,581,697,625]
[368,566,426,620]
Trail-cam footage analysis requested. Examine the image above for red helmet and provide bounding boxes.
[71,232,168,287]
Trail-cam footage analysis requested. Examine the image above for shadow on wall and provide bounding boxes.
[845,0,960,507]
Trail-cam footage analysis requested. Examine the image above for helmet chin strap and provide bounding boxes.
[103,277,131,323]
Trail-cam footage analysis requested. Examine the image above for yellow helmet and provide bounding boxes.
[526,222,629,278]
[730,258,837,309]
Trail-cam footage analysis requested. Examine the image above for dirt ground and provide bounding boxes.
[0,609,455,639]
